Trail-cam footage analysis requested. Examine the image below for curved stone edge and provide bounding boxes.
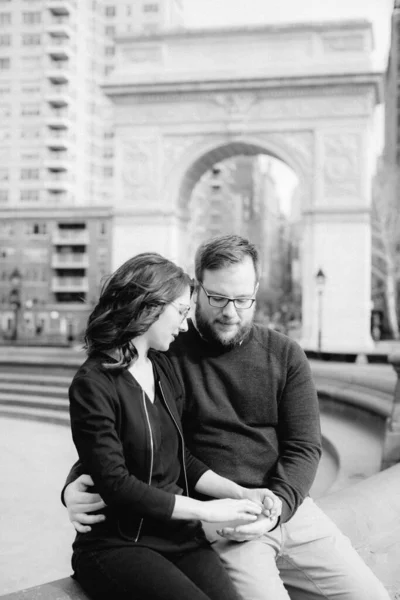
[316,463,400,598]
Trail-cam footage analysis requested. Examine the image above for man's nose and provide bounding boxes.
[221,300,238,318]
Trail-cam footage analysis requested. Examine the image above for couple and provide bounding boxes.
[64,235,389,600]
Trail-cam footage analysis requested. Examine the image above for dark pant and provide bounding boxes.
[72,544,241,600]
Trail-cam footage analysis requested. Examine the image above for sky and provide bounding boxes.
[182,0,394,215]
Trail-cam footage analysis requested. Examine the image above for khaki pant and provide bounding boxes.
[204,497,389,600]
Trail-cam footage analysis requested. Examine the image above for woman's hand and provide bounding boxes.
[200,498,262,523]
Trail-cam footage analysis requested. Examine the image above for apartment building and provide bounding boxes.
[0,0,183,343]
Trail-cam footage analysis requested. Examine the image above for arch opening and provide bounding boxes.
[182,146,302,337]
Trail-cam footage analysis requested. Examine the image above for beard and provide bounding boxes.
[195,302,253,351]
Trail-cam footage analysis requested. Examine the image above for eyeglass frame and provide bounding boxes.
[170,302,191,321]
[197,281,258,310]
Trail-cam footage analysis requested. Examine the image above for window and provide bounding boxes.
[0,246,15,258]
[0,58,10,70]
[21,168,39,180]
[21,151,40,160]
[26,222,46,235]
[20,190,40,201]
[22,34,41,45]
[0,104,10,117]
[21,103,41,116]
[0,168,8,180]
[0,85,10,95]
[105,25,115,36]
[21,56,41,69]
[105,6,116,16]
[104,166,113,177]
[22,12,41,24]
[0,13,11,25]
[21,128,41,139]
[21,84,40,94]
[0,190,8,202]
[105,46,115,56]
[0,34,10,46]
[143,3,159,12]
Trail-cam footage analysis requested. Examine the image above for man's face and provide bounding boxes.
[194,255,258,349]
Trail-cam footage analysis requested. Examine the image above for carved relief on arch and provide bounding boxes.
[323,132,361,199]
[120,137,158,204]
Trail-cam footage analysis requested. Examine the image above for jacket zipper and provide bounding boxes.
[134,389,154,542]
[158,380,189,497]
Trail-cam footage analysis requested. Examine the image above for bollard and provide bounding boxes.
[381,351,400,470]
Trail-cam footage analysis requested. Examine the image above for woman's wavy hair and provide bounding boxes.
[85,252,192,369]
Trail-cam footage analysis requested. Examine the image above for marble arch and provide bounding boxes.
[105,20,384,353]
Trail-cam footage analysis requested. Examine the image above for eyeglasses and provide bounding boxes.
[198,282,256,310]
[171,302,191,322]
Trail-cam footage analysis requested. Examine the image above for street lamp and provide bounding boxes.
[315,268,326,355]
[9,268,22,342]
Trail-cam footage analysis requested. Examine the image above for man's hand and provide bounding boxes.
[217,513,279,542]
[240,487,282,521]
[64,474,107,533]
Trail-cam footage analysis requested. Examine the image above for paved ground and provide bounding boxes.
[0,419,77,594]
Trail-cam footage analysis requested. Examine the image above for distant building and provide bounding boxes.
[0,0,181,343]
[384,0,400,164]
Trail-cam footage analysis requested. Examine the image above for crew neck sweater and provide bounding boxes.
[168,322,322,523]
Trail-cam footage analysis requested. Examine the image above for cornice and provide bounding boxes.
[104,72,384,104]
[115,19,372,44]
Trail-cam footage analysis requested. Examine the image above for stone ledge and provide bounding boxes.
[2,464,399,600]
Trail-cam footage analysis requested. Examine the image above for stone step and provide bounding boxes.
[316,382,393,418]
[0,372,72,387]
[0,382,68,398]
[0,404,70,426]
[0,392,68,412]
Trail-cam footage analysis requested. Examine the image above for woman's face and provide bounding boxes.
[145,285,191,352]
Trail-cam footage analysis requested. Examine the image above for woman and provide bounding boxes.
[69,252,271,600]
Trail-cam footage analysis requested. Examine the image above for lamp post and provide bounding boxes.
[9,268,22,342]
[315,268,326,355]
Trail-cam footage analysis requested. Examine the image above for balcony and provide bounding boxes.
[46,107,74,130]
[52,230,89,245]
[45,84,73,108]
[44,172,73,192]
[46,60,73,84]
[51,253,89,268]
[46,37,73,61]
[51,276,89,292]
[44,150,72,171]
[46,0,76,16]
[45,129,73,151]
[46,16,74,38]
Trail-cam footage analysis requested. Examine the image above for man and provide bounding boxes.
[65,235,389,599]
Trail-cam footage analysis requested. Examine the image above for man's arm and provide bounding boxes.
[64,474,107,533]
[266,342,322,523]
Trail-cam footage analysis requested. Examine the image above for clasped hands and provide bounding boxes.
[64,474,282,542]
[216,486,282,542]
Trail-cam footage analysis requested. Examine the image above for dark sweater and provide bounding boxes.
[168,322,322,523]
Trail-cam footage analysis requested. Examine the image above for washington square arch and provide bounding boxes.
[103,19,384,354]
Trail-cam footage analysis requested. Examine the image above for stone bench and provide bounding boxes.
[2,463,400,600]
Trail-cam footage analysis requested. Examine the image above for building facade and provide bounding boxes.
[0,0,181,343]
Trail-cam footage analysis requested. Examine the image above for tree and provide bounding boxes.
[371,159,400,339]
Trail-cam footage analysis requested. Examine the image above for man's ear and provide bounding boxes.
[192,280,200,304]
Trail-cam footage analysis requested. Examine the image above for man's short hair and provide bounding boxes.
[194,234,261,282]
